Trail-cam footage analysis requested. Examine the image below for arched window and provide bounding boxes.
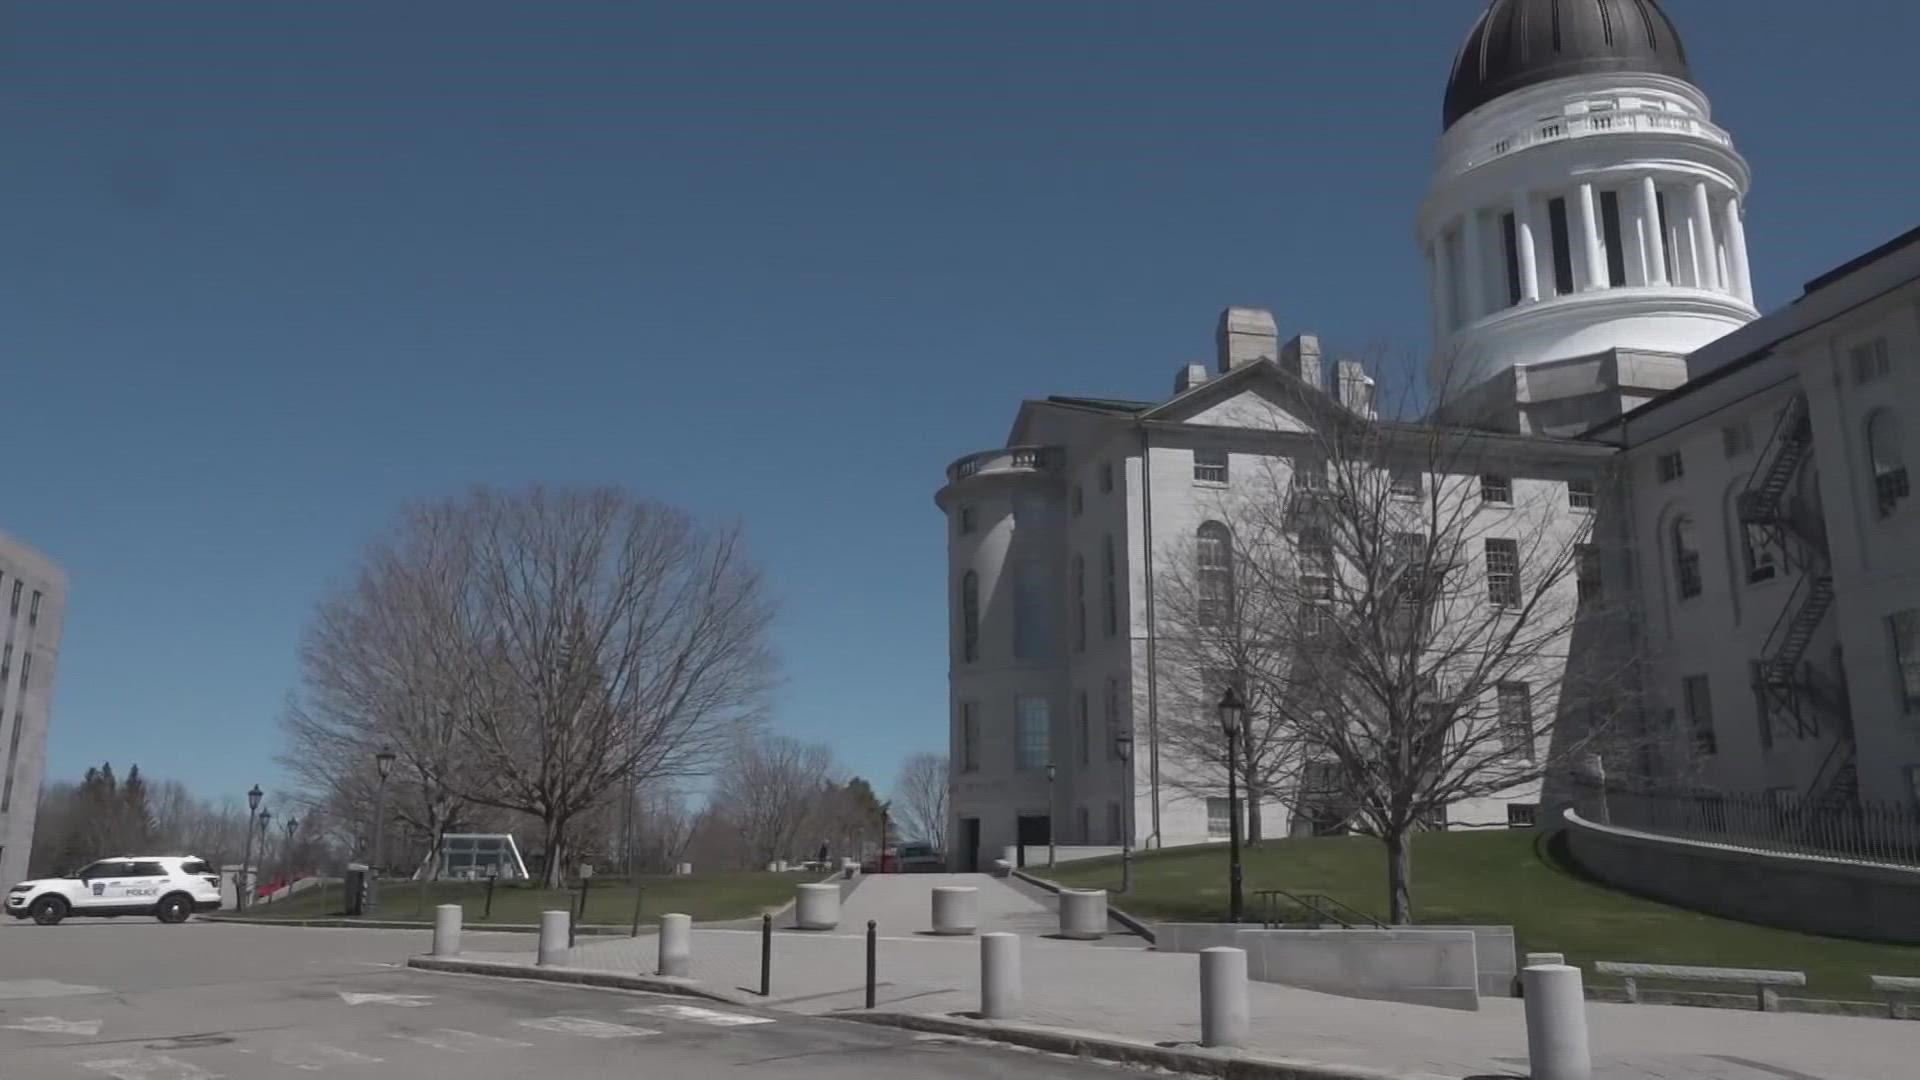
[1868,410,1909,519]
[1672,516,1703,600]
[1073,554,1087,653]
[1196,522,1234,627]
[960,571,980,663]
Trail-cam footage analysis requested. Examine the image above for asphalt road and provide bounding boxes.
[0,918,1137,1079]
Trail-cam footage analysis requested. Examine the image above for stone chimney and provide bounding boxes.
[1279,334,1322,387]
[1329,359,1377,418]
[1174,363,1210,394]
[1215,307,1278,374]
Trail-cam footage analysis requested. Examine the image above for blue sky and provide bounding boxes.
[5,1,1915,807]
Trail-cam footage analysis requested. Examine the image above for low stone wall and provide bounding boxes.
[1234,928,1480,1011]
[1559,808,1920,944]
[1156,924,1480,1010]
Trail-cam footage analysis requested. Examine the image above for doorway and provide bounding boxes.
[960,818,981,873]
[1015,814,1051,868]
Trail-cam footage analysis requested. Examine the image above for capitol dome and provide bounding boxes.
[1443,0,1694,129]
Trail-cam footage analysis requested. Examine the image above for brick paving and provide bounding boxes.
[465,872,1920,1080]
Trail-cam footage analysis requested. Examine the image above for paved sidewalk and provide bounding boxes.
[836,872,1058,935]
[466,920,1920,1080]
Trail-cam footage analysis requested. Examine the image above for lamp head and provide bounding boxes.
[247,785,263,813]
[1217,685,1246,738]
[375,747,397,780]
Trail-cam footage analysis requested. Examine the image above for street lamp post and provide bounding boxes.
[1218,686,1247,924]
[256,810,272,900]
[1114,731,1134,894]
[1044,763,1058,869]
[371,747,396,912]
[238,784,263,912]
[283,816,298,901]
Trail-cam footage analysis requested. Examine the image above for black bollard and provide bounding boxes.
[483,874,496,921]
[865,920,877,1009]
[630,884,645,938]
[759,913,773,996]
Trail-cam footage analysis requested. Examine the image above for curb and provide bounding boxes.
[836,1012,1434,1080]
[406,956,752,1005]
[205,916,637,936]
[1010,870,1158,944]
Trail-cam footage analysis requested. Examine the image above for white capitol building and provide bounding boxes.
[935,0,1920,870]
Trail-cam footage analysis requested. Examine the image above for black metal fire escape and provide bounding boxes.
[1736,394,1855,807]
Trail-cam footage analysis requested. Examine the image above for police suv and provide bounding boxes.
[6,856,225,925]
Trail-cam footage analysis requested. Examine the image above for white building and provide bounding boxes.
[0,531,67,888]
[936,0,1915,870]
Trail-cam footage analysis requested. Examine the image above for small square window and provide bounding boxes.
[1390,467,1422,498]
[1100,463,1114,494]
[1506,803,1538,828]
[1567,478,1595,510]
[1657,451,1685,483]
[1722,423,1752,458]
[1480,474,1512,505]
[1851,339,1891,385]
[1294,456,1327,490]
[1193,449,1228,485]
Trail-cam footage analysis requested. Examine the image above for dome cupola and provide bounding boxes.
[1444,0,1694,130]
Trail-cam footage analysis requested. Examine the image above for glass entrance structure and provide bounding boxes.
[436,833,530,880]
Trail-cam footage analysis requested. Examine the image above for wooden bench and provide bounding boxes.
[1594,961,1806,1012]
[1869,975,1920,1019]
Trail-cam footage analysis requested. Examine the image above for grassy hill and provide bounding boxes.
[1044,828,1920,999]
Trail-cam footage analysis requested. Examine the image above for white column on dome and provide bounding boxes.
[1690,182,1720,292]
[1512,191,1540,303]
[1637,176,1667,286]
[1462,210,1487,322]
[1722,196,1753,304]
[1574,183,1606,291]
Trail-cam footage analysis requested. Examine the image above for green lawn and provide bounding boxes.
[235,871,816,927]
[1046,828,1920,1000]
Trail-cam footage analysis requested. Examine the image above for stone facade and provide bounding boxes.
[0,530,67,888]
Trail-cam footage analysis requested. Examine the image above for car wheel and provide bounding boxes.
[155,893,193,925]
[30,896,68,926]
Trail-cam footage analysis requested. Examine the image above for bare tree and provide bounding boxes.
[892,753,950,852]
[1161,356,1640,922]
[285,487,776,886]
[708,734,836,867]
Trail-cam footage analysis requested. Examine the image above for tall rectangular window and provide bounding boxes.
[1567,478,1595,510]
[1890,610,1920,714]
[960,573,979,663]
[1497,682,1535,760]
[1206,797,1232,839]
[1722,422,1752,458]
[1073,555,1087,653]
[1104,678,1121,760]
[1013,562,1042,660]
[1500,211,1522,307]
[1017,697,1051,771]
[1577,544,1602,602]
[1099,463,1114,494]
[1107,802,1124,844]
[1193,449,1228,484]
[27,593,39,627]
[1485,538,1520,608]
[1683,675,1717,755]
[1102,535,1119,638]
[1852,339,1891,385]
[1078,691,1091,765]
[1075,806,1090,844]
[1547,196,1575,296]
[1657,451,1685,483]
[960,703,980,772]
[1294,455,1327,490]
[1390,465,1423,498]
[1481,474,1512,505]
[1599,189,1627,287]
[958,506,974,535]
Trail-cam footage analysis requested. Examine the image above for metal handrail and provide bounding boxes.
[1252,887,1385,930]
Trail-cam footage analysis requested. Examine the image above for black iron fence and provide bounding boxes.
[1584,783,1920,868]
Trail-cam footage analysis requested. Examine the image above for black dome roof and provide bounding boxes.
[1443,0,1694,130]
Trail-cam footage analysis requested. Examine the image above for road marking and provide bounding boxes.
[390,1029,533,1053]
[80,1056,222,1080]
[270,1043,384,1070]
[4,1016,103,1036]
[627,1003,775,1027]
[517,1016,660,1039]
[338,992,433,1007]
[0,979,108,1001]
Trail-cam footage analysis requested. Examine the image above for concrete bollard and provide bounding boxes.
[431,903,462,958]
[537,909,570,967]
[1522,964,1592,1080]
[981,932,1022,1019]
[1058,889,1108,940]
[931,886,978,935]
[1199,947,1250,1049]
[675,862,693,877]
[795,883,841,930]
[658,913,692,977]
